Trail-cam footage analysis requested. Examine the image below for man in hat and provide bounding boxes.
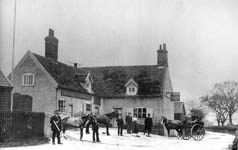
[91,116,100,142]
[144,113,153,137]
[50,110,62,144]
[117,114,124,136]
[125,113,132,134]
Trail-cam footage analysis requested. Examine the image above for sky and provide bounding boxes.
[0,0,238,101]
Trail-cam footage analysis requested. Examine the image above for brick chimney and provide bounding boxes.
[157,43,168,67]
[44,29,58,61]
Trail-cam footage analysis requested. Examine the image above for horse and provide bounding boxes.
[61,114,89,140]
[160,116,183,137]
[86,110,119,136]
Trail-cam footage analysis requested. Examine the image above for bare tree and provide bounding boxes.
[201,81,238,126]
[201,94,228,126]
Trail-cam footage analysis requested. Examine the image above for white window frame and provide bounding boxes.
[133,107,153,119]
[86,103,91,112]
[127,86,137,95]
[58,99,66,113]
[22,73,34,86]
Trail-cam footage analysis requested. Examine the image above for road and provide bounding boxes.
[1,128,234,150]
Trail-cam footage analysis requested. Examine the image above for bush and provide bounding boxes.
[205,125,238,135]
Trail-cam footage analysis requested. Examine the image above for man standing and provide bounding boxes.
[50,110,62,144]
[125,113,132,134]
[117,114,124,136]
[144,113,153,137]
[92,116,100,143]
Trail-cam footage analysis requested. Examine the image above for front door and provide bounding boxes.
[69,104,73,117]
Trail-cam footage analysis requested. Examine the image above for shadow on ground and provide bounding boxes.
[0,137,50,148]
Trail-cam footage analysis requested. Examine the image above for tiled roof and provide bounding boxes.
[33,53,164,97]
[0,70,12,87]
[83,65,165,97]
[33,53,88,93]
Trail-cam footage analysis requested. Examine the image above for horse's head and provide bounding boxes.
[160,116,168,124]
[105,110,119,119]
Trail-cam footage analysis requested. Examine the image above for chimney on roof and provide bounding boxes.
[74,63,77,68]
[44,29,58,61]
[157,43,168,67]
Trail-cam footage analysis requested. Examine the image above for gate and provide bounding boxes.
[0,112,45,141]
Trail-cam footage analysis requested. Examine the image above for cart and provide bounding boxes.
[182,119,206,141]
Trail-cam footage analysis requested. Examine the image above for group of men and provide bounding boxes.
[50,110,100,145]
[117,113,153,137]
[50,110,153,145]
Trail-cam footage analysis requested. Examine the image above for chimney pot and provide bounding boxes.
[159,45,162,50]
[74,63,77,68]
[163,43,166,50]
[49,29,54,36]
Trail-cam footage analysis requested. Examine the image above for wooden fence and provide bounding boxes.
[0,112,45,142]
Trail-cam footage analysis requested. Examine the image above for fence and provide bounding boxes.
[0,111,45,141]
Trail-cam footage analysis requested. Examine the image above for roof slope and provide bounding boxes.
[0,70,12,87]
[83,65,165,97]
[33,53,88,93]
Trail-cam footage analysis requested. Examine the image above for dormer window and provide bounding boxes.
[125,79,138,96]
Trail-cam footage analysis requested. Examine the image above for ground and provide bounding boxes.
[0,128,235,150]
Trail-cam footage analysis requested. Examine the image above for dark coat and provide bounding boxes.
[125,115,132,125]
[117,118,124,127]
[92,119,99,131]
[50,115,62,131]
[144,117,153,130]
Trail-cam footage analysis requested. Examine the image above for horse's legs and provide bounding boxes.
[176,128,182,138]
[167,129,170,137]
[80,127,83,140]
[106,125,110,136]
[86,123,90,134]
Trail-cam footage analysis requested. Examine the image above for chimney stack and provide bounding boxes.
[74,63,77,68]
[157,43,168,67]
[44,29,58,61]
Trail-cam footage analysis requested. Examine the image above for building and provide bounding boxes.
[9,29,184,135]
[174,101,186,120]
[0,70,13,112]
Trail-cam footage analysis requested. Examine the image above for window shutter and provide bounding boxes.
[126,108,133,116]
[147,108,153,118]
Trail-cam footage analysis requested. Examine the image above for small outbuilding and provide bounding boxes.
[0,70,13,112]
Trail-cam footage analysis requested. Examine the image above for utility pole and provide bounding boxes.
[11,0,17,112]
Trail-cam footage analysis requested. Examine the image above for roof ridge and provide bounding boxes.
[82,64,158,69]
[32,52,89,74]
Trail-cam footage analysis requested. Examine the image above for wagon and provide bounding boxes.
[181,119,206,141]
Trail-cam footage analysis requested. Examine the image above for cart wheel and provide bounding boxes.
[182,128,191,140]
[191,124,205,141]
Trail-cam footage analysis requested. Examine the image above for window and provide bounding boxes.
[58,99,66,113]
[125,79,138,96]
[133,107,153,119]
[127,86,137,95]
[95,106,99,114]
[86,103,91,112]
[22,73,34,86]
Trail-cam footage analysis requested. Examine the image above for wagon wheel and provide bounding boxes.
[182,127,191,140]
[191,124,205,141]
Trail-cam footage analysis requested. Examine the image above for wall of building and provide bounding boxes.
[162,67,174,120]
[102,96,163,125]
[57,89,93,116]
[12,55,57,114]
